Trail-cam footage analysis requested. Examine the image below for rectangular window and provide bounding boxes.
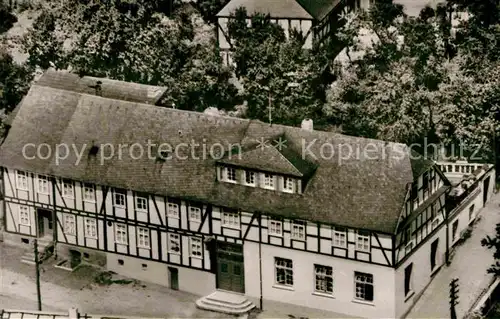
[222,210,240,228]
[135,195,148,212]
[404,263,413,296]
[225,167,237,182]
[63,214,75,235]
[83,184,95,202]
[190,237,202,258]
[115,224,127,244]
[62,180,74,198]
[411,182,418,208]
[332,226,347,247]
[84,218,97,238]
[354,272,374,302]
[269,218,283,236]
[137,227,150,248]
[19,205,30,226]
[452,220,459,241]
[422,171,429,199]
[263,173,275,189]
[356,230,370,251]
[245,171,256,186]
[37,175,49,194]
[275,257,293,286]
[314,264,333,294]
[16,171,28,190]
[283,177,294,192]
[167,201,180,218]
[291,221,305,240]
[189,206,202,222]
[114,189,126,207]
[168,233,181,254]
[430,239,439,270]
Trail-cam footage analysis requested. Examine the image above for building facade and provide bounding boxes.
[0,71,496,318]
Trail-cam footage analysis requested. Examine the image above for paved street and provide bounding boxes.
[0,244,228,318]
[406,192,500,319]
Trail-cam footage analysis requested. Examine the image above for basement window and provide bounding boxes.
[83,253,90,259]
[142,263,147,270]
[21,238,29,244]
[118,259,124,266]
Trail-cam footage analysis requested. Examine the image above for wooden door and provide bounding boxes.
[216,242,245,293]
[168,267,179,290]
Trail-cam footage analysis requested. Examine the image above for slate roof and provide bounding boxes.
[35,68,167,105]
[0,81,435,234]
[217,0,313,19]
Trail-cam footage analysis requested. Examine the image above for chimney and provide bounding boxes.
[301,118,313,131]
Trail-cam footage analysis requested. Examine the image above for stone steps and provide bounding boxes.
[196,291,255,315]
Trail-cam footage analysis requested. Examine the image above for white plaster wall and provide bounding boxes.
[244,242,396,318]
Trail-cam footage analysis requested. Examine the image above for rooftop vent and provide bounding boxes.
[301,118,313,131]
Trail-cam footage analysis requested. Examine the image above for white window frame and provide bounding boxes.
[113,190,126,208]
[16,171,28,190]
[275,257,294,286]
[19,205,30,226]
[291,221,305,241]
[314,264,333,294]
[83,183,95,202]
[221,210,240,229]
[167,202,180,218]
[189,206,202,222]
[135,195,148,212]
[224,167,237,183]
[332,227,347,248]
[269,218,283,236]
[37,175,49,194]
[190,237,203,258]
[283,177,294,193]
[168,233,181,254]
[62,180,74,198]
[355,231,370,252]
[84,218,97,238]
[115,224,128,245]
[63,214,76,235]
[137,227,150,249]
[354,272,374,302]
[263,173,275,190]
[244,171,256,186]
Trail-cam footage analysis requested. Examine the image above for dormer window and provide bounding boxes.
[263,173,275,190]
[224,167,237,183]
[283,177,294,193]
[245,171,256,186]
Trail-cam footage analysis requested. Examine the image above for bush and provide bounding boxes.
[0,2,17,33]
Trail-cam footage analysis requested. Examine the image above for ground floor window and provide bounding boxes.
[275,257,293,286]
[63,214,76,235]
[314,264,333,294]
[404,263,413,296]
[354,272,373,302]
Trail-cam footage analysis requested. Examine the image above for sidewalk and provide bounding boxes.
[406,192,500,319]
[0,244,228,318]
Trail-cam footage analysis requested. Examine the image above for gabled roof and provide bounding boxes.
[217,0,313,19]
[296,0,342,21]
[0,78,435,234]
[217,135,314,177]
[36,68,168,105]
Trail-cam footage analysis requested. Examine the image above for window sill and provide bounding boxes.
[262,186,276,191]
[404,291,415,302]
[167,215,180,219]
[62,195,75,200]
[83,199,96,203]
[38,191,50,196]
[19,223,31,227]
[332,244,347,249]
[189,219,202,223]
[355,249,370,253]
[168,251,181,255]
[190,255,203,259]
[351,299,375,306]
[243,183,256,187]
[312,292,335,299]
[138,245,151,250]
[116,242,128,246]
[291,237,306,241]
[269,233,283,238]
[136,210,148,214]
[64,232,76,236]
[114,205,126,209]
[272,284,294,291]
[85,236,98,240]
[17,187,29,191]
[222,225,240,230]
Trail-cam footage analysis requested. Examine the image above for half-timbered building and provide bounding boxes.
[216,0,368,65]
[0,70,495,318]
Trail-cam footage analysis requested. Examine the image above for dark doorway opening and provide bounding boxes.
[216,242,245,293]
[37,208,53,238]
[169,267,179,290]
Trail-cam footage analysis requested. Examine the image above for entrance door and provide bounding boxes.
[168,267,179,290]
[430,239,439,271]
[37,209,53,238]
[484,176,491,207]
[216,242,244,293]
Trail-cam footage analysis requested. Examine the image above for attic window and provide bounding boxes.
[89,145,99,156]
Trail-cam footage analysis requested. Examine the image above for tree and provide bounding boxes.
[226,8,330,126]
[21,0,239,111]
[0,1,17,34]
[481,223,500,276]
[0,46,33,113]
[196,0,230,24]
